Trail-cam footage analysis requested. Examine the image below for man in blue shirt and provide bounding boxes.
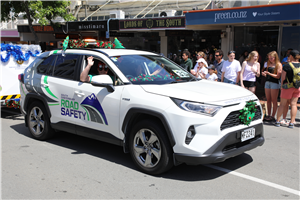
[282,48,293,65]
[213,49,224,82]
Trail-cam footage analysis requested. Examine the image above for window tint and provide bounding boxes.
[36,56,56,75]
[53,54,80,80]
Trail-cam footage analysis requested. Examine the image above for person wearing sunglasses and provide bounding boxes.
[193,51,207,69]
[221,50,241,85]
[80,56,111,83]
[213,49,224,82]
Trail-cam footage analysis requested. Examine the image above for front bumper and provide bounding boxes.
[174,123,264,165]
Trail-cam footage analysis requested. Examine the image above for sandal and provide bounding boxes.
[280,119,289,126]
[263,116,271,121]
[274,121,280,127]
[269,116,276,122]
[288,123,294,129]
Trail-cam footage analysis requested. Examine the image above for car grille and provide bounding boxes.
[220,106,262,130]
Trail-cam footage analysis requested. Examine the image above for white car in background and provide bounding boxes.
[19,48,264,175]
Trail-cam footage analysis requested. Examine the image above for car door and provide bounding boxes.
[72,55,124,141]
[41,53,82,133]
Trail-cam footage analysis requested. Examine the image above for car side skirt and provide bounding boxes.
[51,122,123,146]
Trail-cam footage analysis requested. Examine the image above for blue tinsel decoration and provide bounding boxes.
[1,43,40,63]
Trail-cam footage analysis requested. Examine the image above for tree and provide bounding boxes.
[1,1,75,44]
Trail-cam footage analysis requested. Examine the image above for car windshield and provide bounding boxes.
[110,55,195,84]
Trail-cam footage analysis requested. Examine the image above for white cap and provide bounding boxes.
[196,58,208,67]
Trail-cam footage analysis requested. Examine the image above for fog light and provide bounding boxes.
[185,126,195,145]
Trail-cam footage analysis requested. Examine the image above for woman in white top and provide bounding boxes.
[221,51,241,85]
[240,51,260,93]
[191,58,208,78]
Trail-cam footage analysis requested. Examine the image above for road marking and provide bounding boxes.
[205,164,300,196]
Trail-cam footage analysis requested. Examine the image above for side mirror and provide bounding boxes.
[91,75,115,93]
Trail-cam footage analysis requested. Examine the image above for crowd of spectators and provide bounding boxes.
[172,47,300,129]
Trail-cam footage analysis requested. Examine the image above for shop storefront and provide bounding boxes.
[118,17,186,55]
[1,30,20,44]
[17,20,119,51]
[185,1,300,61]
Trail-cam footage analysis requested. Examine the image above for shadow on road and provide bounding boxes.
[9,120,253,181]
[1,108,23,120]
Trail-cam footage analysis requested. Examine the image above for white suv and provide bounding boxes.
[19,48,264,175]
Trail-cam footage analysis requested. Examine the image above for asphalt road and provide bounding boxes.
[1,107,299,199]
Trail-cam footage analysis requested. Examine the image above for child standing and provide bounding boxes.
[205,65,218,81]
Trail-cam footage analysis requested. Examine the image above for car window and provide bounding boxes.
[83,56,124,86]
[53,54,80,80]
[36,56,56,75]
[110,55,195,85]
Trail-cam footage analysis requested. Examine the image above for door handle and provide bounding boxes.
[75,91,85,96]
[41,83,49,88]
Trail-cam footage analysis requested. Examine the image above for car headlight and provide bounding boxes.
[171,98,222,117]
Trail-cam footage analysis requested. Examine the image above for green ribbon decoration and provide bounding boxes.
[239,100,257,126]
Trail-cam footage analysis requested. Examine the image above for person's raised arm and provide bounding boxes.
[80,56,94,82]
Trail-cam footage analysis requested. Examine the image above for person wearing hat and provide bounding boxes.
[275,49,300,128]
[204,64,218,81]
[191,58,208,78]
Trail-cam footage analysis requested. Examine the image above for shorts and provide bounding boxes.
[265,81,280,90]
[280,87,300,99]
[243,80,256,88]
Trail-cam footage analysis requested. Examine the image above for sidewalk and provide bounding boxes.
[255,82,300,127]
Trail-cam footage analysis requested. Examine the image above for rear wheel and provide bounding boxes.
[27,101,54,140]
[129,120,173,175]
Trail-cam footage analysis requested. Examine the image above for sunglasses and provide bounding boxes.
[99,64,108,71]
[229,51,235,54]
[215,55,221,57]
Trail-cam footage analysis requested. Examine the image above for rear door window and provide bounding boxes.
[53,54,81,80]
[36,56,56,75]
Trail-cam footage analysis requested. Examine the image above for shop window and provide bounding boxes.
[92,16,97,21]
[281,26,300,60]
[234,26,279,65]
[53,54,80,80]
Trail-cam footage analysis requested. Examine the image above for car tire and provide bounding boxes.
[27,101,54,140]
[129,120,173,175]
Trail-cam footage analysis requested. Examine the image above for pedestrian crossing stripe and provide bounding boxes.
[0,94,21,100]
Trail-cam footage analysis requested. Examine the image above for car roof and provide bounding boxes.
[94,49,159,57]
[49,48,159,57]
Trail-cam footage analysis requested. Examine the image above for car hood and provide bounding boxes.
[140,80,257,106]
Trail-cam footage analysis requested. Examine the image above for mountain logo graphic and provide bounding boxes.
[80,93,108,125]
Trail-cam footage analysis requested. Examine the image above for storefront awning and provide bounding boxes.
[184,2,300,26]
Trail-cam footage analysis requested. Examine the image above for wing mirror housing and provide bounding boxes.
[91,75,115,93]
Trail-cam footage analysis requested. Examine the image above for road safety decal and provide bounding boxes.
[60,93,108,125]
[81,93,108,125]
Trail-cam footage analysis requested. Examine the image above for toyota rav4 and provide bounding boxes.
[19,48,264,175]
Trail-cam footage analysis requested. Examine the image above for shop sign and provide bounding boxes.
[119,17,185,30]
[185,2,300,25]
[33,25,54,32]
[68,21,107,31]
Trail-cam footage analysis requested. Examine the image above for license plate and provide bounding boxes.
[241,128,255,142]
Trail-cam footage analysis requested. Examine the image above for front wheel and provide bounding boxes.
[129,120,173,175]
[27,101,54,140]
